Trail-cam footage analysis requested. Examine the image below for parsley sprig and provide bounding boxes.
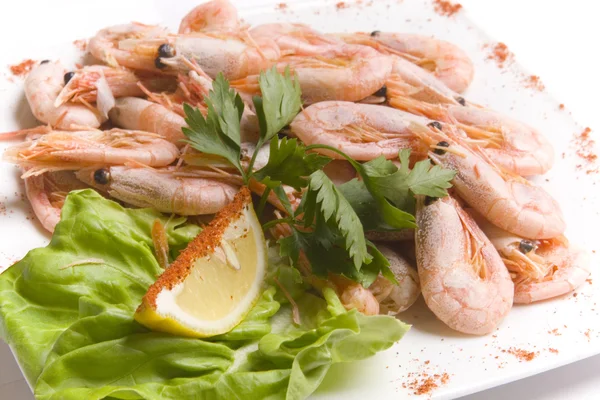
[182,68,456,286]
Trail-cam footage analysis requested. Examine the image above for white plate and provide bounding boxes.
[0,0,598,399]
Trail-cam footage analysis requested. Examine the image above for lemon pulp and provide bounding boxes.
[135,188,267,338]
[177,228,258,321]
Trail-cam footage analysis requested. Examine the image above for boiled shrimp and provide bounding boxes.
[110,95,259,146]
[109,97,187,145]
[469,209,590,304]
[368,243,421,314]
[24,171,88,233]
[4,128,179,176]
[157,63,215,116]
[387,58,554,176]
[340,282,380,315]
[76,166,238,215]
[323,160,357,186]
[250,23,340,55]
[88,23,173,73]
[179,0,242,34]
[24,61,104,129]
[140,61,260,141]
[290,101,428,161]
[232,44,392,103]
[160,33,280,80]
[337,31,474,93]
[97,20,278,81]
[414,123,565,239]
[24,175,61,233]
[416,195,514,335]
[56,65,175,107]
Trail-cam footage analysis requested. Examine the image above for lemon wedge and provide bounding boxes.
[135,187,267,338]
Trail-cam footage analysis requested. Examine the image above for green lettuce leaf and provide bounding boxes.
[0,190,409,400]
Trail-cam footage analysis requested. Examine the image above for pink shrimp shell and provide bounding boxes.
[416,196,514,335]
[514,244,590,304]
[24,175,61,233]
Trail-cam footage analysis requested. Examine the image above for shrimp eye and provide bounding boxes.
[519,240,536,254]
[456,96,466,106]
[424,196,438,206]
[158,43,175,58]
[373,85,387,97]
[154,57,167,69]
[427,121,443,130]
[40,60,50,64]
[434,141,450,155]
[93,169,110,185]
[370,30,381,37]
[277,125,292,139]
[63,71,75,85]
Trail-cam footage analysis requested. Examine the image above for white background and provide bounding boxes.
[459,0,600,398]
[0,0,599,399]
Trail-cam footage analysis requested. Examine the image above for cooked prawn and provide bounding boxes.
[161,33,280,80]
[24,171,88,233]
[416,195,514,335]
[109,97,187,145]
[90,20,278,81]
[24,61,105,129]
[340,282,380,315]
[56,65,175,107]
[369,243,421,314]
[76,166,238,215]
[469,209,590,304]
[323,160,357,186]
[179,0,242,34]
[89,23,173,73]
[513,238,590,304]
[95,21,278,81]
[387,59,554,176]
[250,23,340,55]
[4,128,179,176]
[337,31,475,93]
[140,61,260,142]
[232,44,392,103]
[110,95,259,146]
[414,123,565,239]
[290,101,428,161]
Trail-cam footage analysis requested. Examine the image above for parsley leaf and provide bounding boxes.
[354,160,417,229]
[253,67,302,144]
[406,160,457,197]
[367,242,397,285]
[339,149,455,232]
[338,179,390,231]
[205,73,245,143]
[299,170,371,269]
[368,151,456,210]
[278,221,393,287]
[254,137,331,191]
[182,74,244,176]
